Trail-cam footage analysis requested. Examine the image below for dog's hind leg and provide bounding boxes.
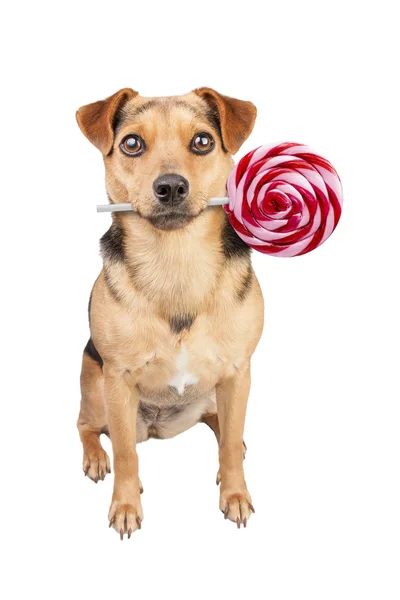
[77,347,111,483]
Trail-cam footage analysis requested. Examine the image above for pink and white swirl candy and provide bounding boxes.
[224,142,343,257]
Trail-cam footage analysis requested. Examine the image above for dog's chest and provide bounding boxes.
[135,329,236,399]
[167,342,198,394]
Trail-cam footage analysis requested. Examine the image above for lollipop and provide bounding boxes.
[224,142,343,257]
[97,142,343,257]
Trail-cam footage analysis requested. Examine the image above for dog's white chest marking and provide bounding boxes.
[168,342,198,395]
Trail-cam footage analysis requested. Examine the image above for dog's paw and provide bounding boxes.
[220,489,255,528]
[108,498,143,540]
[83,449,111,483]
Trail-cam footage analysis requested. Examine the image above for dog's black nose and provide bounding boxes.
[153,174,189,205]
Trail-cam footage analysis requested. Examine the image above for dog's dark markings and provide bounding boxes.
[169,314,194,334]
[170,99,200,116]
[139,402,184,428]
[133,99,198,123]
[237,264,253,302]
[221,214,251,259]
[117,99,199,133]
[103,268,123,302]
[134,100,160,115]
[84,338,103,368]
[155,99,199,116]
[163,405,185,419]
[204,107,224,149]
[100,222,125,263]
[138,402,157,423]
[112,106,130,137]
[116,100,159,131]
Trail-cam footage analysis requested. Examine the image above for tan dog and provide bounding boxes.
[76,88,264,538]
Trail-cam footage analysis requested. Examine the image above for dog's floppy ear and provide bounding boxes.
[194,87,257,154]
[76,88,138,155]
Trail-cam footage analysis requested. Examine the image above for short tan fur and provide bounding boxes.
[76,88,264,538]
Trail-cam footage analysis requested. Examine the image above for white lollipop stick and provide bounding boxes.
[96,197,229,213]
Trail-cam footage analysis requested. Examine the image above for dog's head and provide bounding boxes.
[76,88,256,231]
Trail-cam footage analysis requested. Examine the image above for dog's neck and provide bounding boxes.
[116,207,226,317]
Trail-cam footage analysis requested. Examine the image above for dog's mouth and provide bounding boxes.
[136,190,210,231]
[147,211,198,231]
[146,197,206,230]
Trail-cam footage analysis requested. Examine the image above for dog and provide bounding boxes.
[76,87,264,538]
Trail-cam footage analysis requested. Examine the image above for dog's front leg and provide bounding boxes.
[216,361,254,528]
[103,364,143,539]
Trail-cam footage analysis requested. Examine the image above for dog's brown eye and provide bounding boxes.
[191,132,214,155]
[120,135,145,156]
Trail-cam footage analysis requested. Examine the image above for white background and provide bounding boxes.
[1,1,399,599]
